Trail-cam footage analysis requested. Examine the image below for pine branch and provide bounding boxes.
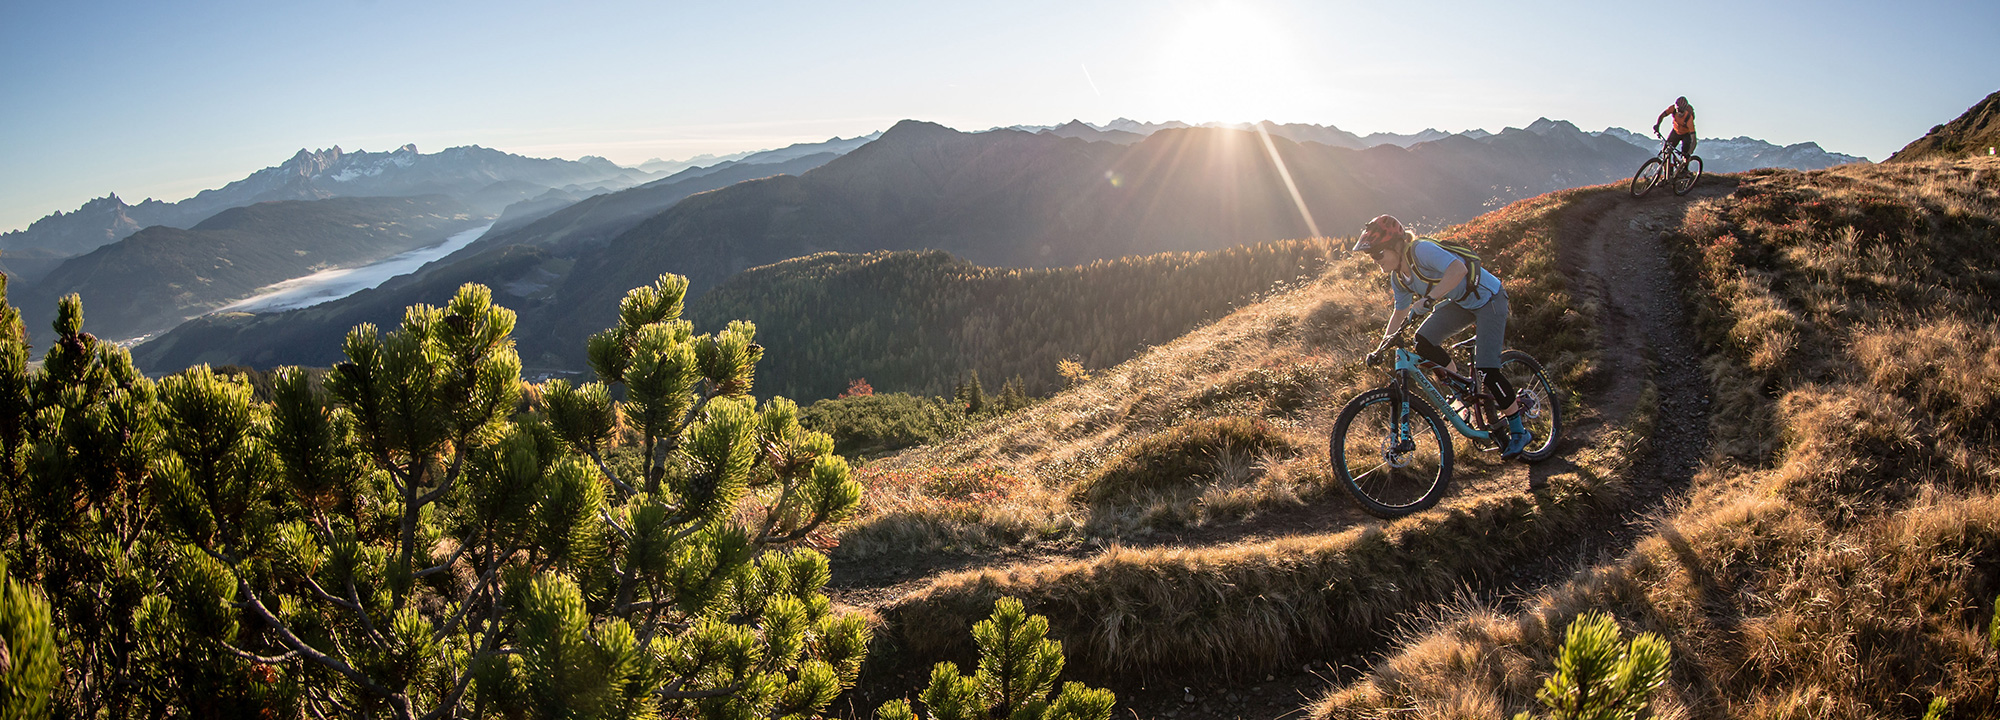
[589,448,635,496]
[235,577,404,707]
[216,642,301,665]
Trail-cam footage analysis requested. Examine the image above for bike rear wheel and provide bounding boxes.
[1630,158,1665,197]
[1498,350,1563,462]
[1672,155,1703,195]
[1330,388,1454,518]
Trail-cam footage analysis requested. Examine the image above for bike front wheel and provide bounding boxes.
[1330,388,1455,518]
[1672,155,1703,195]
[1498,350,1563,462]
[1630,158,1665,197]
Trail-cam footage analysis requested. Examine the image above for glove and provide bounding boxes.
[1366,339,1392,366]
[1412,296,1434,313]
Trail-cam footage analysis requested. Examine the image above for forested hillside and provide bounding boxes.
[686,241,1330,400]
[21,195,487,342]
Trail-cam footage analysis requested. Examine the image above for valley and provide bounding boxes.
[220,221,497,313]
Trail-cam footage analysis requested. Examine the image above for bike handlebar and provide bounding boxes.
[1367,303,1436,366]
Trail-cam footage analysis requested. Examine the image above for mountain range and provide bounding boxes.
[4,112,1870,386]
[21,195,486,343]
[1025,117,1865,171]
[0,144,646,259]
[133,116,1658,375]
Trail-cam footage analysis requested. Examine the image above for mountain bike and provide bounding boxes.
[1329,309,1564,518]
[1630,137,1703,197]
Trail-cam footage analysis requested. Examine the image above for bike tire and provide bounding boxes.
[1630,158,1664,198]
[1672,155,1703,196]
[1330,387,1454,518]
[1498,350,1563,462]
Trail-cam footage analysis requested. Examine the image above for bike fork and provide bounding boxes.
[1390,378,1417,454]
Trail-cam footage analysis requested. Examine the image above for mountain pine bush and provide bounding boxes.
[1511,612,1671,720]
[1,558,58,720]
[875,597,1115,720]
[0,272,868,718]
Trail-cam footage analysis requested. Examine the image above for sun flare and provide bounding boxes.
[1149,1,1306,123]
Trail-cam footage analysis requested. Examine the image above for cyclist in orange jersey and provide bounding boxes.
[1652,96,1697,159]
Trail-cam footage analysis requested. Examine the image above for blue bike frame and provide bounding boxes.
[1388,346,1494,442]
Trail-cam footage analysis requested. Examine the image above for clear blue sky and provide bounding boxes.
[4,0,1995,233]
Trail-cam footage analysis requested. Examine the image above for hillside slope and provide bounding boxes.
[809,157,2000,718]
[1889,89,2000,162]
[455,151,839,259]
[1315,156,2000,720]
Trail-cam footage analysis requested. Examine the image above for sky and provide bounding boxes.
[3,0,1996,234]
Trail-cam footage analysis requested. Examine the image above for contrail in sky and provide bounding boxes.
[1081,63,1103,96]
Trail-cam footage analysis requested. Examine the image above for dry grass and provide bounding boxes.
[832,186,1612,561]
[823,254,1385,558]
[1311,157,2000,718]
[839,186,1649,681]
[882,434,1640,677]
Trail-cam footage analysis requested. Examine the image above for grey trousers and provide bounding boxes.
[1418,290,1510,368]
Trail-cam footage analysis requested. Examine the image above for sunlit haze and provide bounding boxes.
[3,0,1995,232]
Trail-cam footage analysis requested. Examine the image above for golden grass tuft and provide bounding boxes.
[1072,416,1300,504]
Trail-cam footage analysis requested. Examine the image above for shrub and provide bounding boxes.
[875,597,1115,720]
[1075,417,1299,504]
[1,558,58,720]
[1511,612,1671,720]
[804,392,974,457]
[0,276,870,718]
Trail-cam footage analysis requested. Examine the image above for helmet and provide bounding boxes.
[1351,214,1410,254]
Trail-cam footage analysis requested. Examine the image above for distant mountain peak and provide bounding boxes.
[1525,117,1583,136]
[880,119,959,141]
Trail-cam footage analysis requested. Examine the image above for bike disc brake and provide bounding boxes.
[1380,429,1414,468]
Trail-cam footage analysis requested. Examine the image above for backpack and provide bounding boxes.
[1399,237,1487,303]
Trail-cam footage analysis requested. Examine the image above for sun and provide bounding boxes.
[1148,1,1306,123]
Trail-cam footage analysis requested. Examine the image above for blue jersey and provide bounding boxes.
[1391,240,1504,310]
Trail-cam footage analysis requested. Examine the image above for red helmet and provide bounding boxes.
[1351,214,1409,253]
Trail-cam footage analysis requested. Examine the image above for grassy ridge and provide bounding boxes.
[845,185,1635,676]
[1314,158,2000,718]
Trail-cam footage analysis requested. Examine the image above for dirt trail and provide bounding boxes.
[828,183,1730,718]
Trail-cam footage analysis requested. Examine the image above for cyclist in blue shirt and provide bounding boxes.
[1352,214,1531,459]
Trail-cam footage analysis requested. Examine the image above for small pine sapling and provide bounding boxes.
[876,597,1115,720]
[1988,592,2000,652]
[1922,696,1949,720]
[1512,611,1671,720]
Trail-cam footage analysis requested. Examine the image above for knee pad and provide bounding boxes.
[1480,368,1517,408]
[1415,335,1452,367]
